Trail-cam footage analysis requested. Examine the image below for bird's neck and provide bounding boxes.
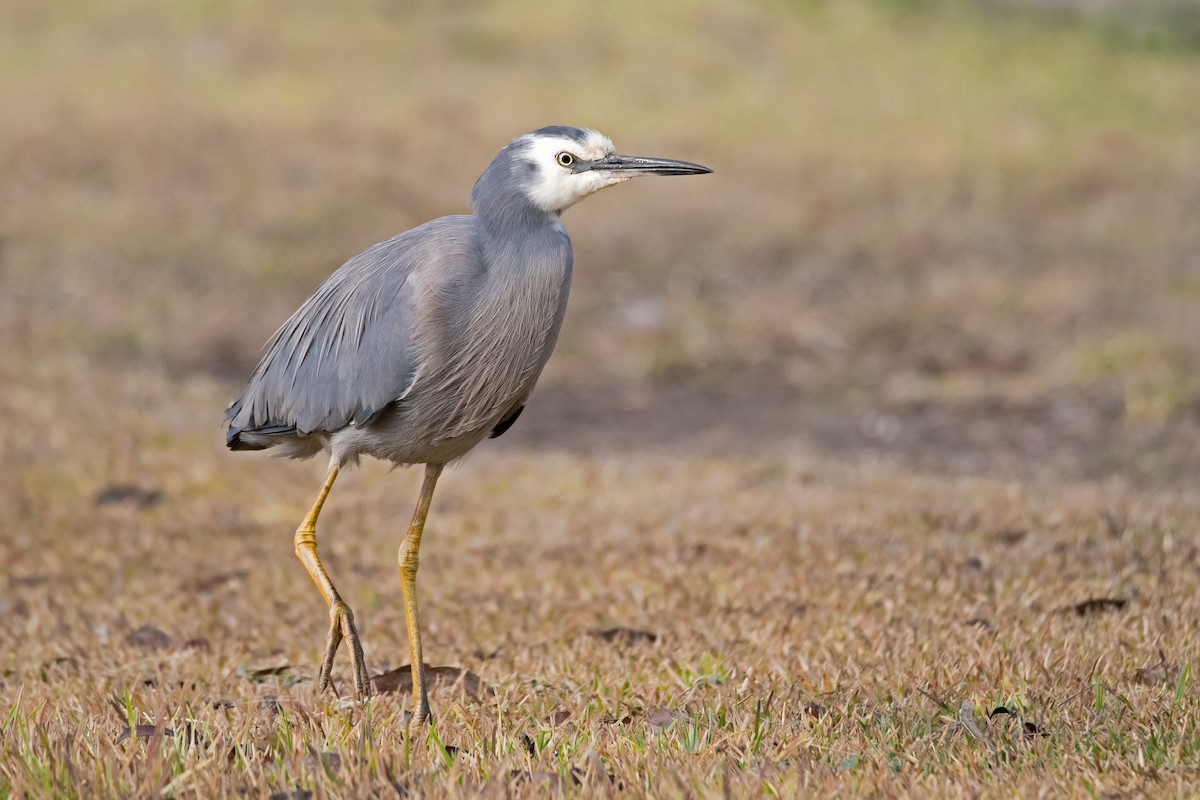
[474,201,559,236]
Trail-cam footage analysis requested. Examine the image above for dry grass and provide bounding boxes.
[3,0,1200,796]
[5,449,1200,797]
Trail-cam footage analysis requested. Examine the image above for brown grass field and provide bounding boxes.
[3,0,1200,796]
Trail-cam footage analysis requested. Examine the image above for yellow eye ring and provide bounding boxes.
[556,152,575,168]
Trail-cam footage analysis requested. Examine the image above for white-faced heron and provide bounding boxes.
[225,126,711,729]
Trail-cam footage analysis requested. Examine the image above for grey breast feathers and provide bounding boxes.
[225,216,481,448]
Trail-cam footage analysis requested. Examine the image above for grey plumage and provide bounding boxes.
[226,134,581,466]
[223,127,710,721]
[225,213,569,464]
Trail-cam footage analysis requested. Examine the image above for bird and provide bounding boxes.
[224,126,711,730]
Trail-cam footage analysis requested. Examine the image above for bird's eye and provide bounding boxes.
[556,152,575,168]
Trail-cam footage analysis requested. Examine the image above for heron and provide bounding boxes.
[224,126,711,729]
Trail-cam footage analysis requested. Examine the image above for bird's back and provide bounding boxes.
[225,214,573,466]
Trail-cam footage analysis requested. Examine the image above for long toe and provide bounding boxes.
[319,599,370,698]
[341,610,372,700]
[318,614,343,693]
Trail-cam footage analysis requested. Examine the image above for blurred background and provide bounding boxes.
[2,0,1199,493]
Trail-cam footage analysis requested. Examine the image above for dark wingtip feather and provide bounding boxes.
[489,405,524,439]
[226,426,252,450]
[227,423,301,451]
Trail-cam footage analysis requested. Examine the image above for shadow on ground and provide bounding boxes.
[493,372,1200,488]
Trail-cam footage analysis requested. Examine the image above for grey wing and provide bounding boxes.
[225,217,475,445]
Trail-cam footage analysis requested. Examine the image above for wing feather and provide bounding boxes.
[225,216,478,442]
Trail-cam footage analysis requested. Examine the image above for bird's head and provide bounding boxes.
[471,126,712,219]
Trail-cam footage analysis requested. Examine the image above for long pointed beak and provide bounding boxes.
[588,153,713,176]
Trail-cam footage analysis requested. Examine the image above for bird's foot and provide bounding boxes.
[406,706,432,741]
[318,599,372,701]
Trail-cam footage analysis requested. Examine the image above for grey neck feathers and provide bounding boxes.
[469,144,556,233]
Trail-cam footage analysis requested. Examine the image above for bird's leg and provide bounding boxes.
[294,463,372,701]
[398,463,444,732]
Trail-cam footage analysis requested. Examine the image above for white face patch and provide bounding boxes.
[516,129,634,214]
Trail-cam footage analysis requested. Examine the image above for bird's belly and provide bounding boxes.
[335,324,556,466]
[331,404,494,467]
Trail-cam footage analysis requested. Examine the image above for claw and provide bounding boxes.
[319,599,372,701]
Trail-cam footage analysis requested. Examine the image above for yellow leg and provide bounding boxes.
[294,463,371,700]
[399,463,444,731]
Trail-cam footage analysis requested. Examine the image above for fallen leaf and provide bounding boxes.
[802,702,827,719]
[268,791,312,800]
[115,724,171,744]
[115,723,203,747]
[183,638,210,652]
[370,664,494,700]
[125,625,171,650]
[94,484,162,509]
[1134,651,1180,687]
[957,702,986,741]
[519,732,537,757]
[588,627,658,645]
[236,664,289,682]
[963,617,992,629]
[995,527,1027,546]
[183,571,248,593]
[259,695,281,715]
[988,706,1048,739]
[547,709,572,726]
[1024,721,1049,738]
[1059,597,1128,616]
[645,708,686,728]
[470,646,502,660]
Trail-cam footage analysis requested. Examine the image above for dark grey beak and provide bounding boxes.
[588,153,713,176]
